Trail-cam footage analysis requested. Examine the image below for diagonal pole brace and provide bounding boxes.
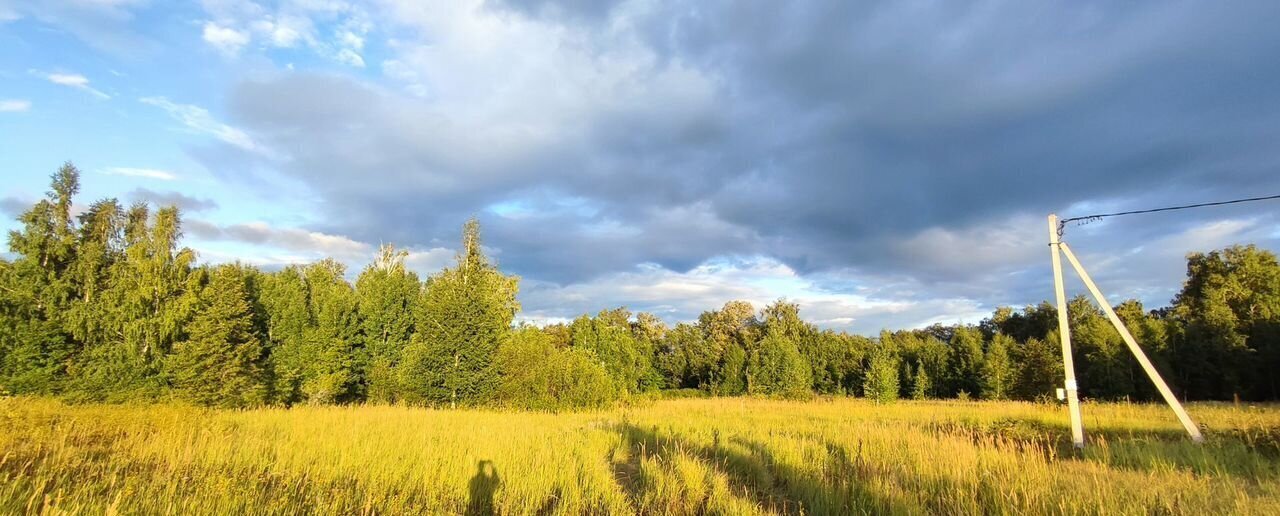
[1057,242,1204,442]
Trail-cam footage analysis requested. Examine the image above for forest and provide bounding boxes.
[3,163,1279,409]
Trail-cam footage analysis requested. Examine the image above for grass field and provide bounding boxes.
[2,397,1279,515]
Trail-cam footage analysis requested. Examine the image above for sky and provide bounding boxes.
[2,0,1279,335]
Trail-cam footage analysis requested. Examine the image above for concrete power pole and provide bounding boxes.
[1047,214,1204,447]
[1048,214,1086,448]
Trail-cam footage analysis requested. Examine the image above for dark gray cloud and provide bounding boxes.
[193,1,1280,320]
[126,188,218,213]
[0,196,31,218]
[484,0,627,22]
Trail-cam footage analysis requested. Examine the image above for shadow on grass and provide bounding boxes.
[610,423,914,515]
[927,416,1280,481]
[466,460,500,516]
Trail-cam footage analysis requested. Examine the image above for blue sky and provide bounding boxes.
[3,1,1279,334]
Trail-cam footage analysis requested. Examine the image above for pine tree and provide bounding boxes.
[911,362,931,400]
[258,266,312,404]
[166,265,267,407]
[1013,336,1063,400]
[301,259,360,404]
[402,219,518,406]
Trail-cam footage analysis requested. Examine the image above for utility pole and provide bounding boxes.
[1048,214,1204,447]
[1048,214,1085,448]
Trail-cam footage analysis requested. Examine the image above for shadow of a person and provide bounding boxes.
[466,460,500,516]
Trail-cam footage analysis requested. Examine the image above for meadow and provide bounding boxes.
[2,397,1279,515]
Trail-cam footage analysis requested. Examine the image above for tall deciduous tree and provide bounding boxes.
[982,333,1015,400]
[0,164,81,394]
[747,327,812,398]
[700,301,756,394]
[70,203,199,401]
[865,332,900,403]
[947,326,985,397]
[1170,245,1280,400]
[1013,336,1062,400]
[355,244,419,403]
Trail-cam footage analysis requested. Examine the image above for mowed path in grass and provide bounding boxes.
[2,397,1279,515]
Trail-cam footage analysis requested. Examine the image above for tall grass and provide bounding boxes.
[2,397,1278,514]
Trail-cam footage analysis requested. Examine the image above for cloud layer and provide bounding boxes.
[6,0,1280,333]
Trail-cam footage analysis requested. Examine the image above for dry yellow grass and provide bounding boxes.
[2,397,1278,514]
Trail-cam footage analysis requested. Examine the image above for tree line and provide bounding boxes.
[2,164,1279,409]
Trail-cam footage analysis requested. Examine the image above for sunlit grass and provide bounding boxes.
[2,397,1278,514]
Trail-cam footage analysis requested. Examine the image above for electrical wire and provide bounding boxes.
[1058,193,1280,234]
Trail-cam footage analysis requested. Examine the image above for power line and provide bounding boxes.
[1058,193,1280,233]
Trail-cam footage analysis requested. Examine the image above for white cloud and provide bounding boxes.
[334,47,364,67]
[203,21,250,56]
[338,29,363,50]
[188,219,372,260]
[35,71,110,99]
[101,167,179,181]
[404,247,456,276]
[139,96,267,155]
[195,1,369,66]
[381,59,428,96]
[0,99,31,112]
[517,256,989,335]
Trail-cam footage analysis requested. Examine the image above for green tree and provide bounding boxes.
[64,198,125,350]
[910,362,931,400]
[1169,245,1280,400]
[714,343,748,395]
[800,330,867,395]
[1013,336,1063,400]
[864,332,900,403]
[1069,295,1133,400]
[0,164,82,394]
[654,323,697,389]
[165,265,267,407]
[699,301,757,394]
[259,266,312,404]
[1116,300,1171,401]
[947,326,985,397]
[493,326,615,410]
[67,203,199,402]
[355,244,420,403]
[570,308,658,396]
[301,259,360,404]
[981,333,1016,400]
[746,327,812,398]
[402,219,519,406]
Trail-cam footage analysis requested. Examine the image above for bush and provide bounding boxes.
[493,327,616,411]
